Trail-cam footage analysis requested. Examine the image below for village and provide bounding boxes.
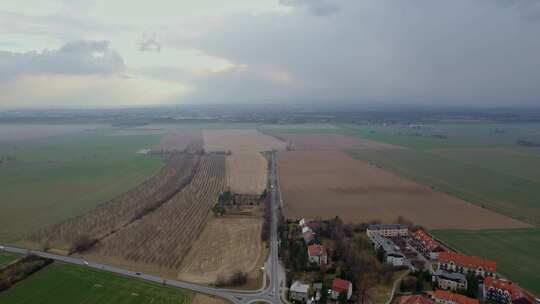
[281,218,538,304]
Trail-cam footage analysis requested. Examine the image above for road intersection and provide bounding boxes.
[1,152,286,304]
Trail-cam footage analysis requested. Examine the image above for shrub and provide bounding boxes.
[215,271,248,287]
[70,234,98,253]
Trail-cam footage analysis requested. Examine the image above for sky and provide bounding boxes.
[0,0,539,109]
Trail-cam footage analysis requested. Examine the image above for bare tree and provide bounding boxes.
[356,273,378,304]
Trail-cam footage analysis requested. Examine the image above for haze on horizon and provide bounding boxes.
[1,0,539,110]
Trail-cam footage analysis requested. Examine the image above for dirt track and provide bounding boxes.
[278,150,529,230]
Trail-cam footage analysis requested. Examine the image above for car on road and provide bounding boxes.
[135,272,141,275]
[0,245,4,250]
[83,260,89,265]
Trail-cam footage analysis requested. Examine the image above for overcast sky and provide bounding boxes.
[1,0,539,109]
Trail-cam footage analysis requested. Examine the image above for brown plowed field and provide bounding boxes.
[203,130,286,153]
[177,216,263,284]
[278,133,402,150]
[152,131,203,153]
[226,153,268,195]
[88,154,227,272]
[278,150,529,229]
[29,153,200,249]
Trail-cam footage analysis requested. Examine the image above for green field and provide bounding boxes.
[339,123,540,150]
[0,252,18,268]
[0,131,164,242]
[264,122,540,150]
[432,228,540,296]
[0,263,193,304]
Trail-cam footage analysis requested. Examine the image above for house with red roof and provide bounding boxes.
[330,278,352,300]
[398,295,434,304]
[484,277,536,304]
[307,244,328,266]
[437,252,496,278]
[429,290,479,304]
[411,229,446,260]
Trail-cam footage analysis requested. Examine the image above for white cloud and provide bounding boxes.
[0,40,125,80]
[2,0,540,108]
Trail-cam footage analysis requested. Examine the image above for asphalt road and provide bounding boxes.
[1,152,286,304]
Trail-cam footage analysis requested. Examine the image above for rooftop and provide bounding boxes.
[399,295,434,304]
[484,277,535,302]
[368,224,408,230]
[291,281,309,294]
[308,244,327,257]
[371,233,400,255]
[413,229,444,252]
[432,290,479,304]
[438,252,496,272]
[332,278,351,294]
[433,269,467,283]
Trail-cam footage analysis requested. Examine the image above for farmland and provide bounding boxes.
[349,148,540,226]
[203,130,286,153]
[263,122,540,225]
[0,130,164,242]
[338,123,540,150]
[178,216,263,285]
[27,153,200,251]
[265,122,540,150]
[87,154,226,275]
[277,150,528,229]
[432,228,540,296]
[0,263,194,304]
[0,123,107,142]
[275,133,401,151]
[226,153,268,195]
[152,131,203,153]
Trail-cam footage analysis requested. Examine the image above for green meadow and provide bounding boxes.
[0,131,164,242]
[0,263,193,304]
[432,228,540,296]
[0,252,18,268]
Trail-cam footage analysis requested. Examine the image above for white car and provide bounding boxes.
[0,245,4,250]
[83,260,89,265]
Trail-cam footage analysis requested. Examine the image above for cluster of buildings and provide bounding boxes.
[400,287,539,304]
[300,218,319,244]
[411,229,446,260]
[483,277,538,304]
[289,219,352,303]
[399,290,480,304]
[290,278,353,304]
[299,219,328,267]
[367,224,421,268]
[367,224,538,304]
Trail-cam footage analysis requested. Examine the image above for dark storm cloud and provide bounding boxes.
[0,40,125,79]
[173,0,540,106]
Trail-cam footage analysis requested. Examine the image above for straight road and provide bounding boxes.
[1,151,285,304]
